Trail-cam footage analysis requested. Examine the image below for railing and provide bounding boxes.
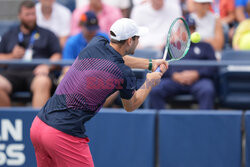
[0,59,250,66]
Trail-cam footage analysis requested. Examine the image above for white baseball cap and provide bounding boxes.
[110,18,148,41]
[194,0,213,3]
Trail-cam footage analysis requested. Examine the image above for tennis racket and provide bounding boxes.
[155,17,191,72]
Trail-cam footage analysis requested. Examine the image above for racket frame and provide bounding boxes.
[162,17,191,62]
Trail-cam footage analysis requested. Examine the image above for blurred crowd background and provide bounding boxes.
[0,0,249,110]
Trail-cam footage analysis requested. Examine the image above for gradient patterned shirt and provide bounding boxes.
[38,36,136,138]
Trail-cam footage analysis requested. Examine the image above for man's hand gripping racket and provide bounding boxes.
[155,17,191,72]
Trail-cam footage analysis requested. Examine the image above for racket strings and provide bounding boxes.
[168,20,189,60]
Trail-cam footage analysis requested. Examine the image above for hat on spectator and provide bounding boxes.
[185,14,196,27]
[80,11,99,31]
[110,18,148,41]
[194,0,213,3]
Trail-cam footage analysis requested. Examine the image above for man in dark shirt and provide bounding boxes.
[150,15,217,109]
[0,1,61,108]
[30,18,168,167]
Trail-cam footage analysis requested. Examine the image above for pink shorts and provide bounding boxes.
[30,116,94,167]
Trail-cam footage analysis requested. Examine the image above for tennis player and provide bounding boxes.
[30,18,168,167]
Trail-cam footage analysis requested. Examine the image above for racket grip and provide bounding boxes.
[155,66,161,72]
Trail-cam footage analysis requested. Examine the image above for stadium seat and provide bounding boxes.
[167,93,196,108]
[159,110,242,167]
[11,91,32,104]
[219,50,250,109]
[0,20,19,39]
[245,111,250,167]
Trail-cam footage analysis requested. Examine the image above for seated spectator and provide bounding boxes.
[102,0,131,18]
[60,11,109,80]
[233,19,250,50]
[187,0,235,25]
[149,15,217,110]
[211,0,235,48]
[0,0,61,108]
[36,0,71,47]
[235,0,250,22]
[211,0,235,25]
[181,0,189,16]
[71,0,122,35]
[190,0,224,52]
[130,0,182,49]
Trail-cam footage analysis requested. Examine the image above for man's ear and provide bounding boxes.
[127,38,132,46]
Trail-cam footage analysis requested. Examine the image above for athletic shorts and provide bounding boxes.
[1,70,35,92]
[0,70,53,93]
[30,116,94,167]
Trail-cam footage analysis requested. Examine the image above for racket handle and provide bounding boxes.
[155,66,161,72]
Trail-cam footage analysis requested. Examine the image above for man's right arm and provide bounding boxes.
[0,45,25,60]
[121,71,164,112]
[0,30,25,60]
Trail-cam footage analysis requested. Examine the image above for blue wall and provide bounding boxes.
[0,108,245,167]
[159,110,242,167]
[86,109,156,167]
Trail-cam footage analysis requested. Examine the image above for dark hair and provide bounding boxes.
[110,31,138,45]
[19,0,35,13]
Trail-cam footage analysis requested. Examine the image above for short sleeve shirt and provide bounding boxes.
[38,36,136,138]
[0,25,61,58]
[0,25,61,70]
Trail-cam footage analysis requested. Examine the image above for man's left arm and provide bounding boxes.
[123,55,168,72]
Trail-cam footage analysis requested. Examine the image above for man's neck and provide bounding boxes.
[20,25,31,34]
[84,35,93,43]
[197,11,207,18]
[89,3,103,14]
[110,43,125,57]
[41,5,52,19]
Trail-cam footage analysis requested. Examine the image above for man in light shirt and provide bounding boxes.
[131,0,182,49]
[75,0,131,17]
[71,0,122,35]
[36,0,71,47]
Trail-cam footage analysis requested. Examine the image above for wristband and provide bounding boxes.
[148,59,152,71]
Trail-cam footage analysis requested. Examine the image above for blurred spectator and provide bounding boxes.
[102,0,131,17]
[76,0,131,18]
[211,0,236,49]
[59,11,109,81]
[0,0,61,108]
[190,0,224,52]
[181,0,189,16]
[235,0,250,22]
[211,0,235,26]
[36,0,71,47]
[187,0,235,24]
[233,19,250,50]
[71,0,122,35]
[149,14,217,109]
[130,0,182,49]
[132,0,151,6]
